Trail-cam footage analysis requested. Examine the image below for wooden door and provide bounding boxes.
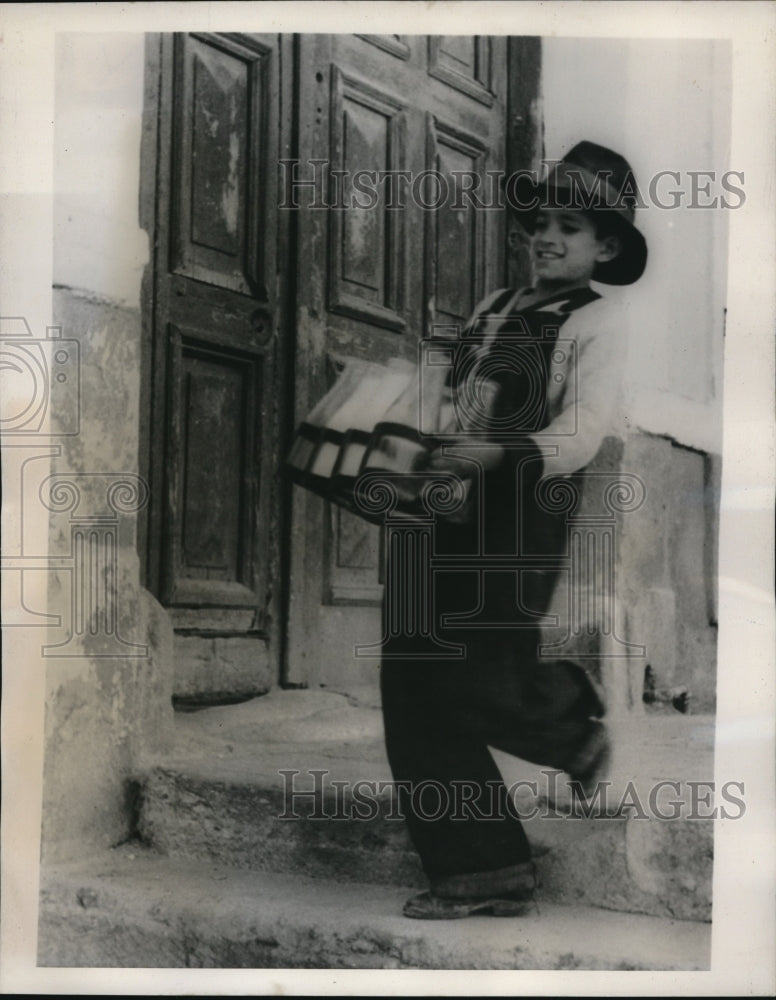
[141,33,289,700]
[285,34,515,696]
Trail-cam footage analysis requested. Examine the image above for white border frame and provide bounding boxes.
[1,2,774,995]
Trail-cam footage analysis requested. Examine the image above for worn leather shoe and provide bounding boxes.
[403,889,534,920]
[403,860,537,919]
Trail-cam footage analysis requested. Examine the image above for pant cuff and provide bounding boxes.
[431,860,536,900]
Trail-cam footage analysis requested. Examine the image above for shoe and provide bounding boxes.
[403,860,537,919]
[402,890,534,920]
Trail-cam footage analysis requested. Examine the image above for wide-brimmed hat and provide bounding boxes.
[511,141,648,285]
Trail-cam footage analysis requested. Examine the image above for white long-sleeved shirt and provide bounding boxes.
[463,287,628,478]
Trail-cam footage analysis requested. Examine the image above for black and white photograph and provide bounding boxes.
[1,1,774,994]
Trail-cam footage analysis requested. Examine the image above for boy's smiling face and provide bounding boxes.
[531,209,620,294]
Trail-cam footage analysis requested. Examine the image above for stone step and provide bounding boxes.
[38,846,711,970]
[137,690,715,923]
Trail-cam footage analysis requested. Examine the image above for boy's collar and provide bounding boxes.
[513,285,601,314]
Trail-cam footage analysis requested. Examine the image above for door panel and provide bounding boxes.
[328,66,407,331]
[425,115,488,328]
[356,35,412,61]
[144,32,283,698]
[286,34,509,694]
[164,327,262,608]
[428,36,495,106]
[142,32,539,699]
[171,33,275,299]
[325,504,383,605]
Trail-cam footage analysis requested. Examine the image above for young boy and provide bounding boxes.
[380,141,648,919]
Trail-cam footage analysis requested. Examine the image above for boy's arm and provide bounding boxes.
[425,294,628,482]
[526,300,629,477]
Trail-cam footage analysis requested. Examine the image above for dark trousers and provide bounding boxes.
[380,558,604,883]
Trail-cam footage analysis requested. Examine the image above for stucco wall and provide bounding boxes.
[541,433,718,716]
[618,434,719,713]
[542,37,729,456]
[54,33,148,307]
[541,38,726,708]
[41,33,173,861]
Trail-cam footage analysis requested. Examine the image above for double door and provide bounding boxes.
[142,32,532,697]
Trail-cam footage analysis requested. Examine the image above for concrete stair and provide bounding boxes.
[38,846,710,970]
[38,689,716,969]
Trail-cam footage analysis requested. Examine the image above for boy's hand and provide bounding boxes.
[425,439,505,477]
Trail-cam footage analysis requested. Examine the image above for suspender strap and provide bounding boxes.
[480,285,602,321]
[555,286,601,313]
[484,288,520,316]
